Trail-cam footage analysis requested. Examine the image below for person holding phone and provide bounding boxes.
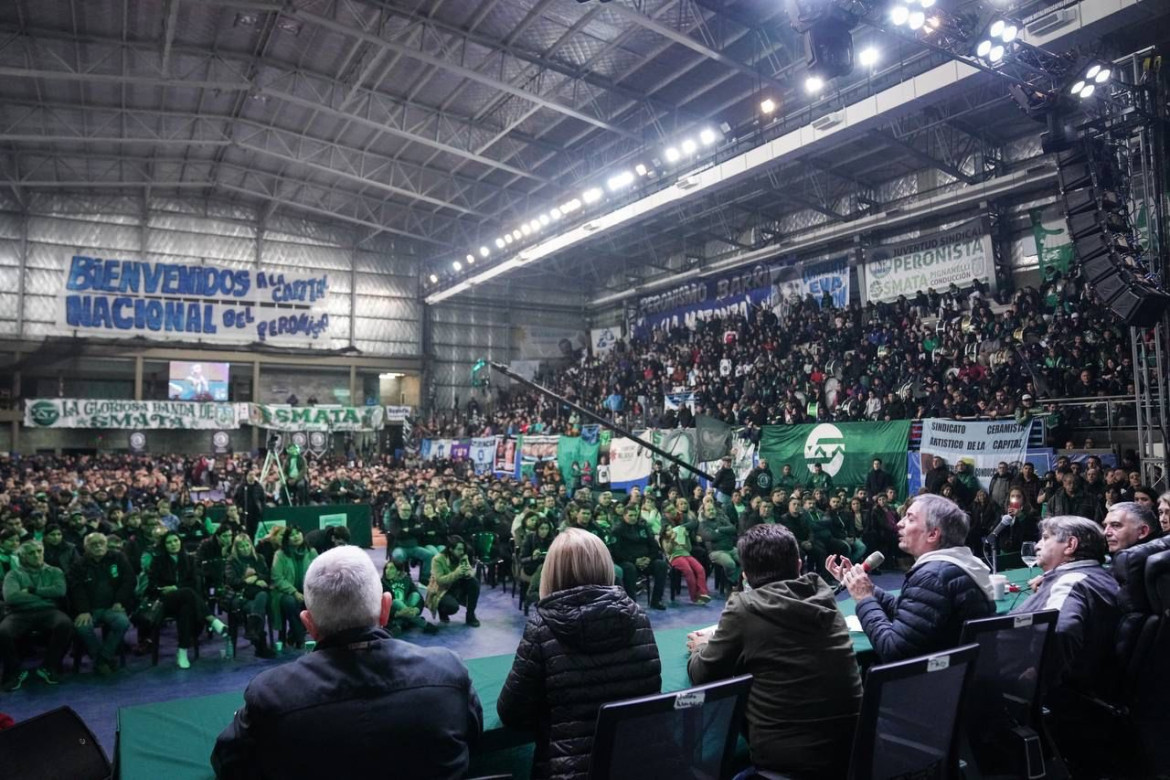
[426,536,480,627]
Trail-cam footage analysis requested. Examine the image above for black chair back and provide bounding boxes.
[589,675,752,780]
[960,610,1060,778]
[0,706,111,780]
[849,644,979,780]
[1112,536,1170,773]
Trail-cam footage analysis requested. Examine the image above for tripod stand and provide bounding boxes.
[260,442,292,506]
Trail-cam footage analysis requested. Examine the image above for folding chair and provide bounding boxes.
[960,610,1065,779]
[588,674,752,780]
[848,644,980,780]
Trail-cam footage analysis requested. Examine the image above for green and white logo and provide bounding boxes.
[803,423,845,477]
[29,401,60,427]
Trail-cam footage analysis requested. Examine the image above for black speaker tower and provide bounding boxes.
[1057,139,1170,327]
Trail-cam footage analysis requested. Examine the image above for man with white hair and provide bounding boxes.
[212,546,483,779]
[1102,501,1159,554]
[828,494,995,662]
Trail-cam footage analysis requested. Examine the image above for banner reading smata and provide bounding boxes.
[56,255,333,348]
[759,421,910,497]
[918,419,1032,491]
[860,218,994,304]
[25,399,239,430]
[247,404,384,432]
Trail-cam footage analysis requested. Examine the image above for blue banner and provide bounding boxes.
[57,254,333,347]
[630,263,775,337]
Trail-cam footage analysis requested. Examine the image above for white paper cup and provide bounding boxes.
[990,574,1008,600]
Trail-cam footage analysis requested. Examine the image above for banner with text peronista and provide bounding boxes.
[246,404,384,432]
[56,255,333,347]
[24,399,240,429]
[860,218,994,303]
[918,419,1032,491]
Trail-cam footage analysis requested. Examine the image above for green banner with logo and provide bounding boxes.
[557,435,599,486]
[25,398,239,429]
[759,421,911,498]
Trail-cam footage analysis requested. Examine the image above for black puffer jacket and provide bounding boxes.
[496,584,662,780]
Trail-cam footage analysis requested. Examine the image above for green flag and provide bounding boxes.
[557,435,599,485]
[759,421,910,498]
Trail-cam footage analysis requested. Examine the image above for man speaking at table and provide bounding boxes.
[211,546,482,779]
[828,494,995,662]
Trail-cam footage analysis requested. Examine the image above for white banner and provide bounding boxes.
[245,404,384,432]
[57,254,335,347]
[664,392,697,414]
[470,437,499,475]
[590,326,621,356]
[918,419,1032,491]
[385,405,413,422]
[608,437,653,489]
[861,219,994,304]
[25,399,239,430]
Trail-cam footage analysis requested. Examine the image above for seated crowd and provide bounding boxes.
[422,272,1140,445]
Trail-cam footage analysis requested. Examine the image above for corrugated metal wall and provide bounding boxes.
[0,192,420,356]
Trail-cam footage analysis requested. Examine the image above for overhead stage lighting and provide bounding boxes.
[975,18,1019,66]
[664,146,681,163]
[429,274,438,284]
[805,75,825,93]
[858,47,879,68]
[453,261,462,271]
[1069,62,1111,100]
[760,97,777,114]
[479,246,490,258]
[494,238,505,249]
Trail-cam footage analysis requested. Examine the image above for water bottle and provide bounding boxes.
[222,635,233,660]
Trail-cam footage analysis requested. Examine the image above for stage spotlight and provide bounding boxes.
[989,45,1005,63]
[699,128,718,145]
[503,234,513,244]
[453,261,462,271]
[920,0,935,7]
[512,229,522,240]
[805,75,825,93]
[664,146,681,162]
[681,138,698,154]
[760,97,777,114]
[908,10,925,30]
[429,273,438,284]
[607,170,635,191]
[977,40,992,58]
[494,237,506,249]
[635,163,648,176]
[550,207,562,219]
[583,187,603,204]
[539,214,550,226]
[520,224,531,236]
[859,47,879,67]
[890,4,909,26]
[528,219,541,232]
[466,254,475,264]
[479,246,490,257]
[976,18,1018,65]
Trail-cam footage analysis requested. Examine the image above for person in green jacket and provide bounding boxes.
[272,527,318,648]
[806,463,834,492]
[776,464,799,493]
[0,540,74,689]
[381,558,436,635]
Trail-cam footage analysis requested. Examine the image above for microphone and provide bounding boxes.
[990,514,1015,539]
[833,551,885,593]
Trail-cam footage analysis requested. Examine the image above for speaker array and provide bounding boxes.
[1058,140,1170,327]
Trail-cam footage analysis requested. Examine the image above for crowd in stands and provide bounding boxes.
[423,275,1141,444]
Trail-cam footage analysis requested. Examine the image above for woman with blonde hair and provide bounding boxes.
[498,528,661,779]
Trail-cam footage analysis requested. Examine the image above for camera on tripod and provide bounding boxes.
[267,434,281,450]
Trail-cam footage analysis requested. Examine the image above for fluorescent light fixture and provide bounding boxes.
[453,260,462,271]
[699,128,718,145]
[859,47,879,67]
[583,187,603,204]
[539,214,550,226]
[634,163,648,176]
[479,246,490,257]
[428,273,438,283]
[607,170,635,191]
[760,97,776,114]
[805,76,824,93]
[495,237,506,249]
[890,4,909,25]
[664,146,681,162]
[681,138,698,155]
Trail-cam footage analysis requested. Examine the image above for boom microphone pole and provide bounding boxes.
[487,361,716,482]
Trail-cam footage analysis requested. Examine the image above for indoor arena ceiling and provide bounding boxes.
[0,0,1166,297]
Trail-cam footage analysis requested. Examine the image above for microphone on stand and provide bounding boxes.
[990,514,1015,538]
[833,551,885,594]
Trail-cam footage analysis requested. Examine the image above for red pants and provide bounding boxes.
[670,556,709,601]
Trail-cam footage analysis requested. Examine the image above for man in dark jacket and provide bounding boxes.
[1048,474,1096,519]
[69,532,134,675]
[610,508,667,610]
[864,458,893,498]
[744,457,773,498]
[1012,515,1122,776]
[713,456,737,503]
[233,471,266,536]
[830,494,995,662]
[212,546,482,780]
[688,524,862,778]
[924,456,951,494]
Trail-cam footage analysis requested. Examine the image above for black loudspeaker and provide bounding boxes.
[1082,254,1121,284]
[0,707,111,780]
[1063,188,1122,216]
[1107,283,1170,327]
[1068,209,1127,240]
[1075,232,1135,262]
[804,19,854,79]
[1093,269,1132,303]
